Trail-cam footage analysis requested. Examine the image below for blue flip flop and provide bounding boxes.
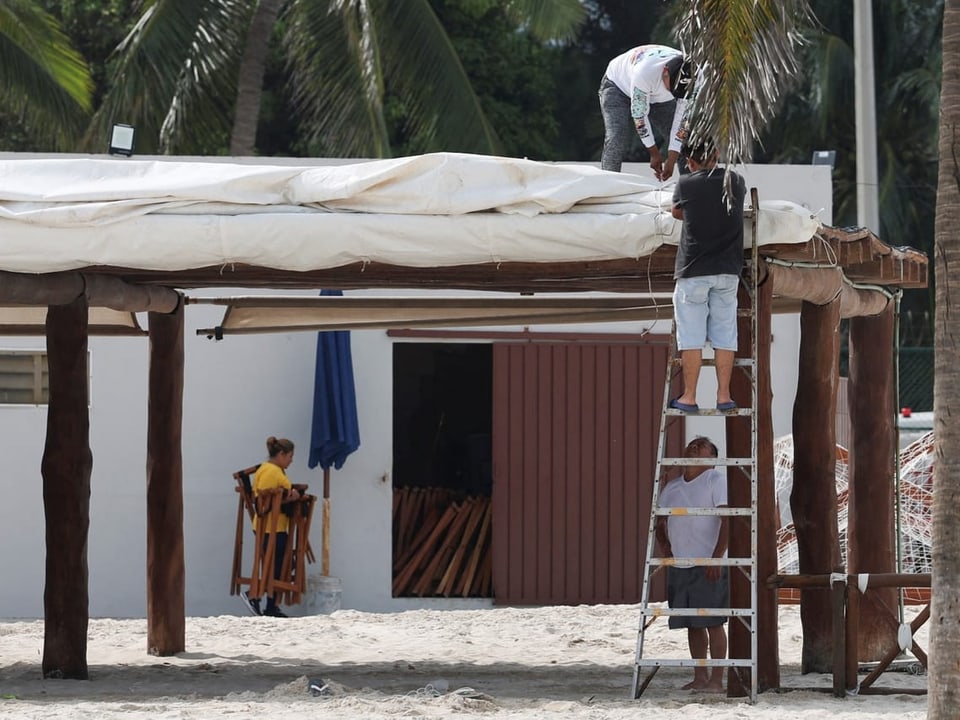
[716,401,738,412]
[668,398,699,413]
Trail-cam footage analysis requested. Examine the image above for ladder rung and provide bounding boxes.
[647,557,755,567]
[653,507,753,517]
[659,457,753,467]
[637,658,754,668]
[641,607,755,617]
[664,407,753,417]
[736,308,755,316]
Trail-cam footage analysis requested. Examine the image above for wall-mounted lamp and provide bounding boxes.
[109,124,136,156]
[811,150,836,169]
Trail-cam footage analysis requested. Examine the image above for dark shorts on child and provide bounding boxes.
[666,566,729,629]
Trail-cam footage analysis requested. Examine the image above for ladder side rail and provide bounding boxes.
[748,186,760,702]
[633,324,682,691]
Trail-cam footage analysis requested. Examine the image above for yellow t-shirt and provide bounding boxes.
[253,461,292,533]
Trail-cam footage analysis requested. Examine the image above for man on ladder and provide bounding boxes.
[655,436,729,693]
[668,139,747,414]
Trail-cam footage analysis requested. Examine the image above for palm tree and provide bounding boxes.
[930,0,960,713]
[0,0,93,149]
[86,0,585,157]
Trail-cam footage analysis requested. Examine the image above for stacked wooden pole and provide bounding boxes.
[392,487,491,597]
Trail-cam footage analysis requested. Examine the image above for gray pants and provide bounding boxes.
[598,75,679,173]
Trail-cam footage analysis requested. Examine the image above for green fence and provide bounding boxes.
[839,346,933,412]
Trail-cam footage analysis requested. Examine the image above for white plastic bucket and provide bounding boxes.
[303,574,342,615]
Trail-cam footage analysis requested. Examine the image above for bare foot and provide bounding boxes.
[696,684,725,694]
[681,679,709,691]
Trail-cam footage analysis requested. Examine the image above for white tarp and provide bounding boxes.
[0,152,820,274]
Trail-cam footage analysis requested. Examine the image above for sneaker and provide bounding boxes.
[309,679,331,697]
[262,606,289,618]
[240,590,261,616]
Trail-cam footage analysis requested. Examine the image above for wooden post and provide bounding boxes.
[322,467,331,576]
[41,297,92,679]
[831,568,847,697]
[848,306,898,659]
[845,579,860,694]
[727,274,778,694]
[791,299,843,672]
[146,298,186,655]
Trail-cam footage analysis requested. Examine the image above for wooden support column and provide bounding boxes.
[791,298,843,672]
[847,305,897,659]
[727,275,778,694]
[41,297,92,679]
[146,297,186,655]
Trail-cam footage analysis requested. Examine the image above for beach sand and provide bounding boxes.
[0,603,927,719]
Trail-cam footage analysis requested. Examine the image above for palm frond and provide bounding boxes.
[286,0,501,157]
[888,68,942,119]
[283,0,392,157]
[810,33,853,138]
[85,0,250,154]
[0,0,92,148]
[676,0,814,167]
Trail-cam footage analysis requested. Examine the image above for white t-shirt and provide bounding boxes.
[604,44,688,152]
[658,467,728,567]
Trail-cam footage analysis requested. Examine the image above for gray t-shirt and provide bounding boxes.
[672,168,746,279]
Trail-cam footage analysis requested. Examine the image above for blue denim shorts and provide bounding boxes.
[673,274,740,351]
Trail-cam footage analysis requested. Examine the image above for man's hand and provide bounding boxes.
[648,146,664,180]
[659,150,680,181]
[706,565,722,582]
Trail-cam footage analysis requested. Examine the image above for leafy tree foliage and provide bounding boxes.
[756,0,943,317]
[0,0,94,150]
[83,0,583,157]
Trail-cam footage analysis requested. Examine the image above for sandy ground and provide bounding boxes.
[0,603,928,719]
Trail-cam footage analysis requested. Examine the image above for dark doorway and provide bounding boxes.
[392,343,492,494]
[392,343,493,598]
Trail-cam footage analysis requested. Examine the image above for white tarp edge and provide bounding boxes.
[0,152,820,274]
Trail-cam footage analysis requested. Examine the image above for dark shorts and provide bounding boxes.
[667,566,729,629]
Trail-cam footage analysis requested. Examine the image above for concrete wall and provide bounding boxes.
[0,162,831,618]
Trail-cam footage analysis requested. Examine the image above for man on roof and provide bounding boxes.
[598,44,698,179]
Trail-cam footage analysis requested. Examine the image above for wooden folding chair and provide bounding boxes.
[230,465,317,606]
[230,465,260,597]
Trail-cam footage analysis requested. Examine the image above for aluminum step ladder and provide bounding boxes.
[630,189,760,703]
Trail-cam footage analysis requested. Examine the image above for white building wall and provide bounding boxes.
[0,162,831,618]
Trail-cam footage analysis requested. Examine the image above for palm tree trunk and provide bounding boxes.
[930,0,960,715]
[230,0,285,156]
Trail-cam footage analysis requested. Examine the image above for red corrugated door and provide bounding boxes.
[491,338,679,605]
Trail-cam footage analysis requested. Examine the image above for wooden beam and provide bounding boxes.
[93,257,684,294]
[848,306,898,660]
[146,298,186,655]
[84,274,180,312]
[767,264,891,317]
[41,296,92,679]
[0,270,179,312]
[791,298,843,673]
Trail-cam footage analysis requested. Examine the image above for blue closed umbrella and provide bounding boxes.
[308,289,360,575]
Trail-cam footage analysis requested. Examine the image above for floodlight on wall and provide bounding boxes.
[109,124,136,156]
[811,150,836,169]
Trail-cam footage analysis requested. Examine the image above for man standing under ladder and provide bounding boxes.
[656,436,729,693]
